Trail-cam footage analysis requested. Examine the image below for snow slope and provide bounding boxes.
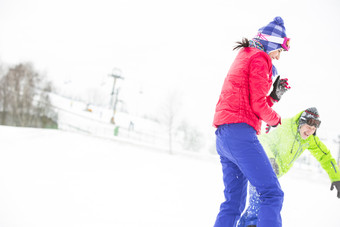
[0,125,339,227]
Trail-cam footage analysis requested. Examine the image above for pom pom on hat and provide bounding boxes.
[273,16,284,25]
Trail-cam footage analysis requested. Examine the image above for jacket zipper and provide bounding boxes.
[290,129,298,154]
[289,129,302,166]
[289,144,302,166]
[331,161,337,173]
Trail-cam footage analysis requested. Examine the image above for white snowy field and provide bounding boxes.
[0,125,339,227]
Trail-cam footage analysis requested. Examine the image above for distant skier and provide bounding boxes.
[237,107,340,227]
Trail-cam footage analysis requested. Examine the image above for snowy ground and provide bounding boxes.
[0,125,339,227]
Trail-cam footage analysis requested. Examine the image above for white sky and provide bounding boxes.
[1,0,340,139]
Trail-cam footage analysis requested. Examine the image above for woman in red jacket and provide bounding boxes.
[213,17,291,227]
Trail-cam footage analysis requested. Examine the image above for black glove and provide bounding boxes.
[265,124,272,133]
[265,119,281,134]
[270,75,291,102]
[330,181,340,198]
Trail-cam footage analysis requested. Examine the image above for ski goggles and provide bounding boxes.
[306,118,321,128]
[255,33,291,51]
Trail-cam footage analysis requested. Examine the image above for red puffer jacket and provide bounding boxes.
[213,47,281,134]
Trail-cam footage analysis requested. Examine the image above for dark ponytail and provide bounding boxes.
[233,38,250,51]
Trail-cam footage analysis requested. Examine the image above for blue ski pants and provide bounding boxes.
[213,123,284,227]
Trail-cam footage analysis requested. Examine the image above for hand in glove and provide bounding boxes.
[265,119,281,134]
[265,124,272,133]
[270,75,291,102]
[330,181,340,198]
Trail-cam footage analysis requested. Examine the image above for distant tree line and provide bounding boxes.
[0,62,58,128]
[159,90,205,154]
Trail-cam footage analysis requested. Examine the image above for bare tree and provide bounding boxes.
[0,63,10,124]
[177,121,204,152]
[0,62,57,128]
[159,90,182,154]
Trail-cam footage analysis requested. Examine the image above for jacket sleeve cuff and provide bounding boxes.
[266,96,276,107]
[273,118,282,127]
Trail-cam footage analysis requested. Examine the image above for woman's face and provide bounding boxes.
[269,49,283,60]
[299,124,316,140]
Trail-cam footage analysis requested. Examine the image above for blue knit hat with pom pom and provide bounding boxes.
[255,17,287,54]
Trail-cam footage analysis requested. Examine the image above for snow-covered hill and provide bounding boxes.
[0,125,339,227]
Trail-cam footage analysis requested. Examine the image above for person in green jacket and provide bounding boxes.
[237,107,340,227]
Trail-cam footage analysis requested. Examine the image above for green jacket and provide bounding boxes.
[259,111,340,182]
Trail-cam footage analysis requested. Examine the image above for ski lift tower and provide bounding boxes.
[109,68,124,124]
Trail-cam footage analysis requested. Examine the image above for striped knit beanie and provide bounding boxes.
[255,17,287,54]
